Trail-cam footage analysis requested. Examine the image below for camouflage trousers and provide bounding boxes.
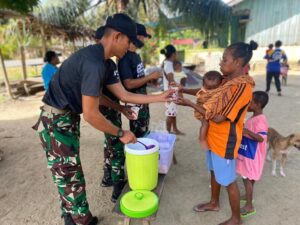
[35,110,92,225]
[130,104,150,138]
[100,106,125,183]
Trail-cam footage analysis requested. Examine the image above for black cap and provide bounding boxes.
[102,13,144,48]
[44,51,61,63]
[95,26,105,39]
[136,23,152,38]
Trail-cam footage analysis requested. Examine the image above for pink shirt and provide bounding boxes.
[236,114,268,181]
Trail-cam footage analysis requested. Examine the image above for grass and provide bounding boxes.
[0,94,8,103]
[0,66,43,83]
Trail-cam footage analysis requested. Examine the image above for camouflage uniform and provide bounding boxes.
[100,105,125,183]
[35,109,92,225]
[130,86,150,138]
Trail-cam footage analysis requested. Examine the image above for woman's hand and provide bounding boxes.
[175,97,193,106]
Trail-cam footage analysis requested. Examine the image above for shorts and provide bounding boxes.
[165,102,177,117]
[206,150,236,186]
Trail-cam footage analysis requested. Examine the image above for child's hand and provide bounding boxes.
[169,82,184,93]
[243,128,251,135]
[175,97,193,106]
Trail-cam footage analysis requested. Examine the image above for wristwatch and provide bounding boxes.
[117,129,124,138]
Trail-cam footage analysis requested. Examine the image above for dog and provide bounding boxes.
[267,127,300,177]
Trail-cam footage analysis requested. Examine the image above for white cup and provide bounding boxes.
[170,86,179,100]
[131,106,140,120]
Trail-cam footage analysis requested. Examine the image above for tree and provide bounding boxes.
[5,19,33,80]
[0,0,40,14]
[165,0,232,47]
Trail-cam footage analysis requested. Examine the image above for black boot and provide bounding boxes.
[111,181,127,203]
[101,167,113,187]
[63,214,76,225]
[88,216,99,225]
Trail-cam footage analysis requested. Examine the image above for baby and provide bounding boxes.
[173,61,187,86]
[195,71,223,150]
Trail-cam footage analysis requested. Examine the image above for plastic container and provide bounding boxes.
[120,190,159,218]
[125,138,159,190]
[146,132,176,174]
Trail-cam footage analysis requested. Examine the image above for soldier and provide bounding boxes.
[118,23,161,138]
[33,13,172,225]
[99,59,134,203]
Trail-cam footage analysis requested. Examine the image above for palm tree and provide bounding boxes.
[164,0,232,47]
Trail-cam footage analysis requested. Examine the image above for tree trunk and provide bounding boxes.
[0,48,14,99]
[20,45,27,80]
[114,0,129,12]
[40,25,47,57]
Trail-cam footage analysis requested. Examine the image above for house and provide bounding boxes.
[228,0,300,61]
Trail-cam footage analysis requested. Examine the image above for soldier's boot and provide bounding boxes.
[88,216,99,225]
[63,214,76,225]
[101,167,113,187]
[64,214,99,225]
[111,180,127,203]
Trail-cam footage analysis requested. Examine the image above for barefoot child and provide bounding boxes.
[177,41,257,225]
[236,91,269,218]
[161,45,184,135]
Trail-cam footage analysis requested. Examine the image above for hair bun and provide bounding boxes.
[160,49,166,55]
[249,40,258,51]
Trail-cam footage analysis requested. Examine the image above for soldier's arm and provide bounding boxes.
[123,71,161,90]
[99,95,122,111]
[83,95,119,136]
[107,82,172,104]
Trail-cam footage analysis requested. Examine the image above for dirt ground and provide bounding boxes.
[0,73,300,225]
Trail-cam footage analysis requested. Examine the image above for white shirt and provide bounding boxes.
[163,60,174,91]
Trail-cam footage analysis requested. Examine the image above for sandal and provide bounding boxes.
[240,208,256,218]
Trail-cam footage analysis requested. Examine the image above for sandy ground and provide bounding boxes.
[0,73,300,225]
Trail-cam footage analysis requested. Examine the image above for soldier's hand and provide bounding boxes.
[120,130,137,144]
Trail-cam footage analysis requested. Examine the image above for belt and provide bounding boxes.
[42,104,68,115]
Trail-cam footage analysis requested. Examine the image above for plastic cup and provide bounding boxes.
[170,86,179,100]
[131,106,140,120]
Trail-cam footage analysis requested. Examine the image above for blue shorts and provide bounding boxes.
[206,150,236,186]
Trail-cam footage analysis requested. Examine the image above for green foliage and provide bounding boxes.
[36,0,90,29]
[165,0,232,47]
[0,0,39,13]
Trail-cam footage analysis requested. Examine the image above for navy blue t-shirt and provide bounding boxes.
[118,51,147,94]
[103,59,120,102]
[43,44,106,114]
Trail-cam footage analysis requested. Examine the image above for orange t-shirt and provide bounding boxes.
[207,83,253,159]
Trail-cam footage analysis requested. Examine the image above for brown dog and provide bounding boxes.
[267,127,300,177]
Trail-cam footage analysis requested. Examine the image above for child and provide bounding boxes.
[177,40,257,225]
[236,91,269,218]
[194,71,223,150]
[265,43,274,56]
[173,61,187,86]
[161,45,184,135]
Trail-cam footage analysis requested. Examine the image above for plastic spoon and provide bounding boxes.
[137,141,155,150]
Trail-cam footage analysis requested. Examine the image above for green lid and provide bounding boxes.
[120,190,159,218]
